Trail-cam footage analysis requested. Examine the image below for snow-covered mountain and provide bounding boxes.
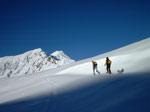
[50,50,74,65]
[0,49,74,78]
[0,38,150,112]
[57,38,150,75]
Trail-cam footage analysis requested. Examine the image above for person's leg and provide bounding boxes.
[108,64,111,74]
[96,66,100,75]
[93,67,95,75]
[108,68,111,74]
[106,66,109,73]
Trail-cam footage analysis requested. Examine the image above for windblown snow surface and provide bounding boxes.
[0,38,150,112]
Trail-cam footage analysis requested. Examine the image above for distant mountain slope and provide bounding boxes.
[0,49,74,78]
[57,38,150,75]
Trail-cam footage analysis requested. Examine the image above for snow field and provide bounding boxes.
[0,38,150,112]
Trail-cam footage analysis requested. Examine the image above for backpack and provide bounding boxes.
[108,60,111,64]
[93,61,97,65]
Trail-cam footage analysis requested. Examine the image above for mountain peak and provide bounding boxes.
[51,50,74,61]
[32,48,43,52]
[51,50,65,56]
[0,49,74,78]
[24,48,43,55]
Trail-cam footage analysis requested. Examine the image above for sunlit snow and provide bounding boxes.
[0,38,150,112]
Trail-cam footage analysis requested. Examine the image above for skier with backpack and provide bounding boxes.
[104,57,112,74]
[92,61,100,75]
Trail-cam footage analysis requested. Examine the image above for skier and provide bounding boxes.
[92,61,100,75]
[104,57,112,74]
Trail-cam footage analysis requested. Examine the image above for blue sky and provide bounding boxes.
[0,0,150,60]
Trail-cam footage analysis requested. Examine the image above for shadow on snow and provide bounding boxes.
[0,74,150,112]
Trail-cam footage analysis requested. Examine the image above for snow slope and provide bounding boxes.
[0,49,74,78]
[0,74,149,112]
[0,38,150,112]
[57,38,150,75]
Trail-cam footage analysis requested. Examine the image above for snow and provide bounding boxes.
[0,49,74,78]
[50,50,75,66]
[0,38,150,112]
[57,38,150,75]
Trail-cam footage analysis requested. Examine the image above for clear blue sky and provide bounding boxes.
[0,0,150,60]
